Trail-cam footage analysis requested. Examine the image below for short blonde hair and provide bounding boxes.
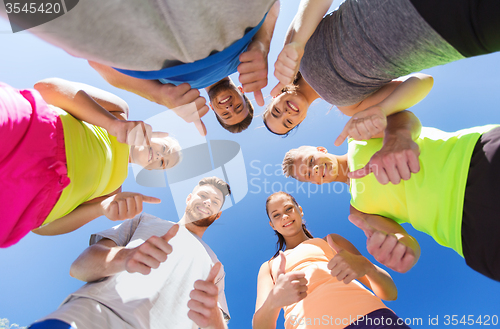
[282,148,300,178]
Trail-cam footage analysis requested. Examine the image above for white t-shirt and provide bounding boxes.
[27,0,276,70]
[37,213,229,329]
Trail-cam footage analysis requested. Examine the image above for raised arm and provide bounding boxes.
[31,192,161,236]
[34,78,152,145]
[70,223,178,282]
[349,206,421,274]
[335,73,433,145]
[238,1,280,106]
[88,61,209,136]
[271,0,333,96]
[253,253,308,329]
[348,110,422,184]
[325,234,397,301]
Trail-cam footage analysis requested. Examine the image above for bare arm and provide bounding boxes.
[70,224,178,282]
[271,0,333,95]
[335,74,432,146]
[253,262,281,329]
[31,192,161,236]
[325,234,397,301]
[88,61,209,136]
[34,78,152,145]
[238,0,280,106]
[349,206,421,273]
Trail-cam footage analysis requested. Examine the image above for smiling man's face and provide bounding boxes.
[207,79,249,126]
[185,184,224,226]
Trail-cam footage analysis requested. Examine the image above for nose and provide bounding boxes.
[313,165,319,174]
[203,199,212,208]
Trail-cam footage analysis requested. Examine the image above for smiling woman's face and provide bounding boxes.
[266,193,303,236]
[129,137,181,170]
[264,91,309,135]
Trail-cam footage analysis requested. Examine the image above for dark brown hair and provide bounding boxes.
[216,94,254,133]
[262,72,303,136]
[198,177,231,205]
[265,191,313,259]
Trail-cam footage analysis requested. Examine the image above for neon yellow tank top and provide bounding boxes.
[43,106,130,225]
[348,125,498,257]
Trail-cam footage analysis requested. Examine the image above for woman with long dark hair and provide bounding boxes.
[253,191,410,329]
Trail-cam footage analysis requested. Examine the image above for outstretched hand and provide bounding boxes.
[335,106,387,146]
[349,215,416,273]
[158,83,209,136]
[101,192,161,221]
[326,235,371,284]
[348,131,420,185]
[271,251,308,308]
[188,262,226,329]
[124,224,179,275]
[238,40,269,106]
[271,42,304,97]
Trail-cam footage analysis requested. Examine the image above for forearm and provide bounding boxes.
[285,0,333,46]
[253,297,281,329]
[88,61,166,106]
[377,74,434,117]
[385,110,422,141]
[363,263,398,301]
[31,203,103,236]
[70,244,130,282]
[252,1,280,51]
[34,78,126,131]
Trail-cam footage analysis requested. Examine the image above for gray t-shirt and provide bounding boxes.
[36,213,229,329]
[300,0,465,107]
[27,0,275,70]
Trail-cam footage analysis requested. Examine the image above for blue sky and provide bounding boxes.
[1,1,500,328]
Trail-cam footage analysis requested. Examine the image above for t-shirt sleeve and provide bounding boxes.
[215,264,230,321]
[89,214,143,246]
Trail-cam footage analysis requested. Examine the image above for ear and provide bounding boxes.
[214,212,222,220]
[298,205,304,217]
[186,193,192,205]
[317,146,328,154]
[152,131,169,139]
[238,85,244,94]
[269,221,275,230]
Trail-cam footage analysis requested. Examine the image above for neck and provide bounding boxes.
[335,154,350,184]
[284,230,310,250]
[178,214,207,239]
[297,76,320,105]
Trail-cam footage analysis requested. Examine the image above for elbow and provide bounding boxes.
[385,289,398,301]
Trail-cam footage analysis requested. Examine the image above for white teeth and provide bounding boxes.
[288,102,298,112]
[283,220,294,227]
[220,96,231,104]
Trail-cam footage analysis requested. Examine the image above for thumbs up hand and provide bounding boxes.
[188,262,226,329]
[349,214,417,273]
[270,251,308,309]
[326,235,372,284]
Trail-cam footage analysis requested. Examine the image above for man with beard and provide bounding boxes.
[29,177,231,329]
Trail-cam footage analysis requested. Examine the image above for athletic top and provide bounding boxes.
[300,0,464,107]
[42,107,129,225]
[269,238,386,328]
[348,125,499,256]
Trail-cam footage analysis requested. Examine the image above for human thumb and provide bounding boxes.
[327,235,343,254]
[278,251,286,276]
[348,215,375,238]
[206,262,221,283]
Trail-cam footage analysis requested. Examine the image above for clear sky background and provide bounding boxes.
[1,1,500,328]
